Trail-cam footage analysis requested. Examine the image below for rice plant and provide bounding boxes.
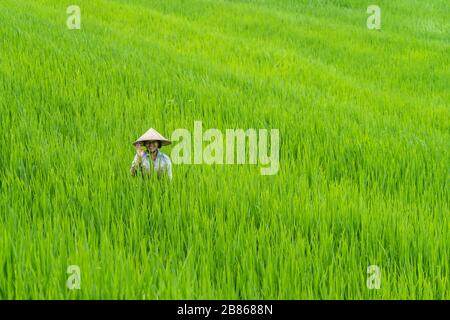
[0,0,448,299]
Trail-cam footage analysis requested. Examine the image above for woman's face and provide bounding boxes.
[147,141,159,152]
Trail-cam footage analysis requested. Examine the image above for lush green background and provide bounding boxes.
[0,0,448,299]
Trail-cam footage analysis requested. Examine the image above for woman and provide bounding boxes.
[130,128,172,181]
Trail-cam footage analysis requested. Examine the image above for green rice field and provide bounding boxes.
[0,0,449,299]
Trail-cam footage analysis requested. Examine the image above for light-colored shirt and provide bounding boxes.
[130,150,172,181]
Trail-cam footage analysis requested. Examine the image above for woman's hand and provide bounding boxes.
[135,142,144,158]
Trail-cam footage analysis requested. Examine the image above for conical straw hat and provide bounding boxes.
[133,128,171,146]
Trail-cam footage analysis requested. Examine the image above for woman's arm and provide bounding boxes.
[131,143,144,176]
[130,153,141,176]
